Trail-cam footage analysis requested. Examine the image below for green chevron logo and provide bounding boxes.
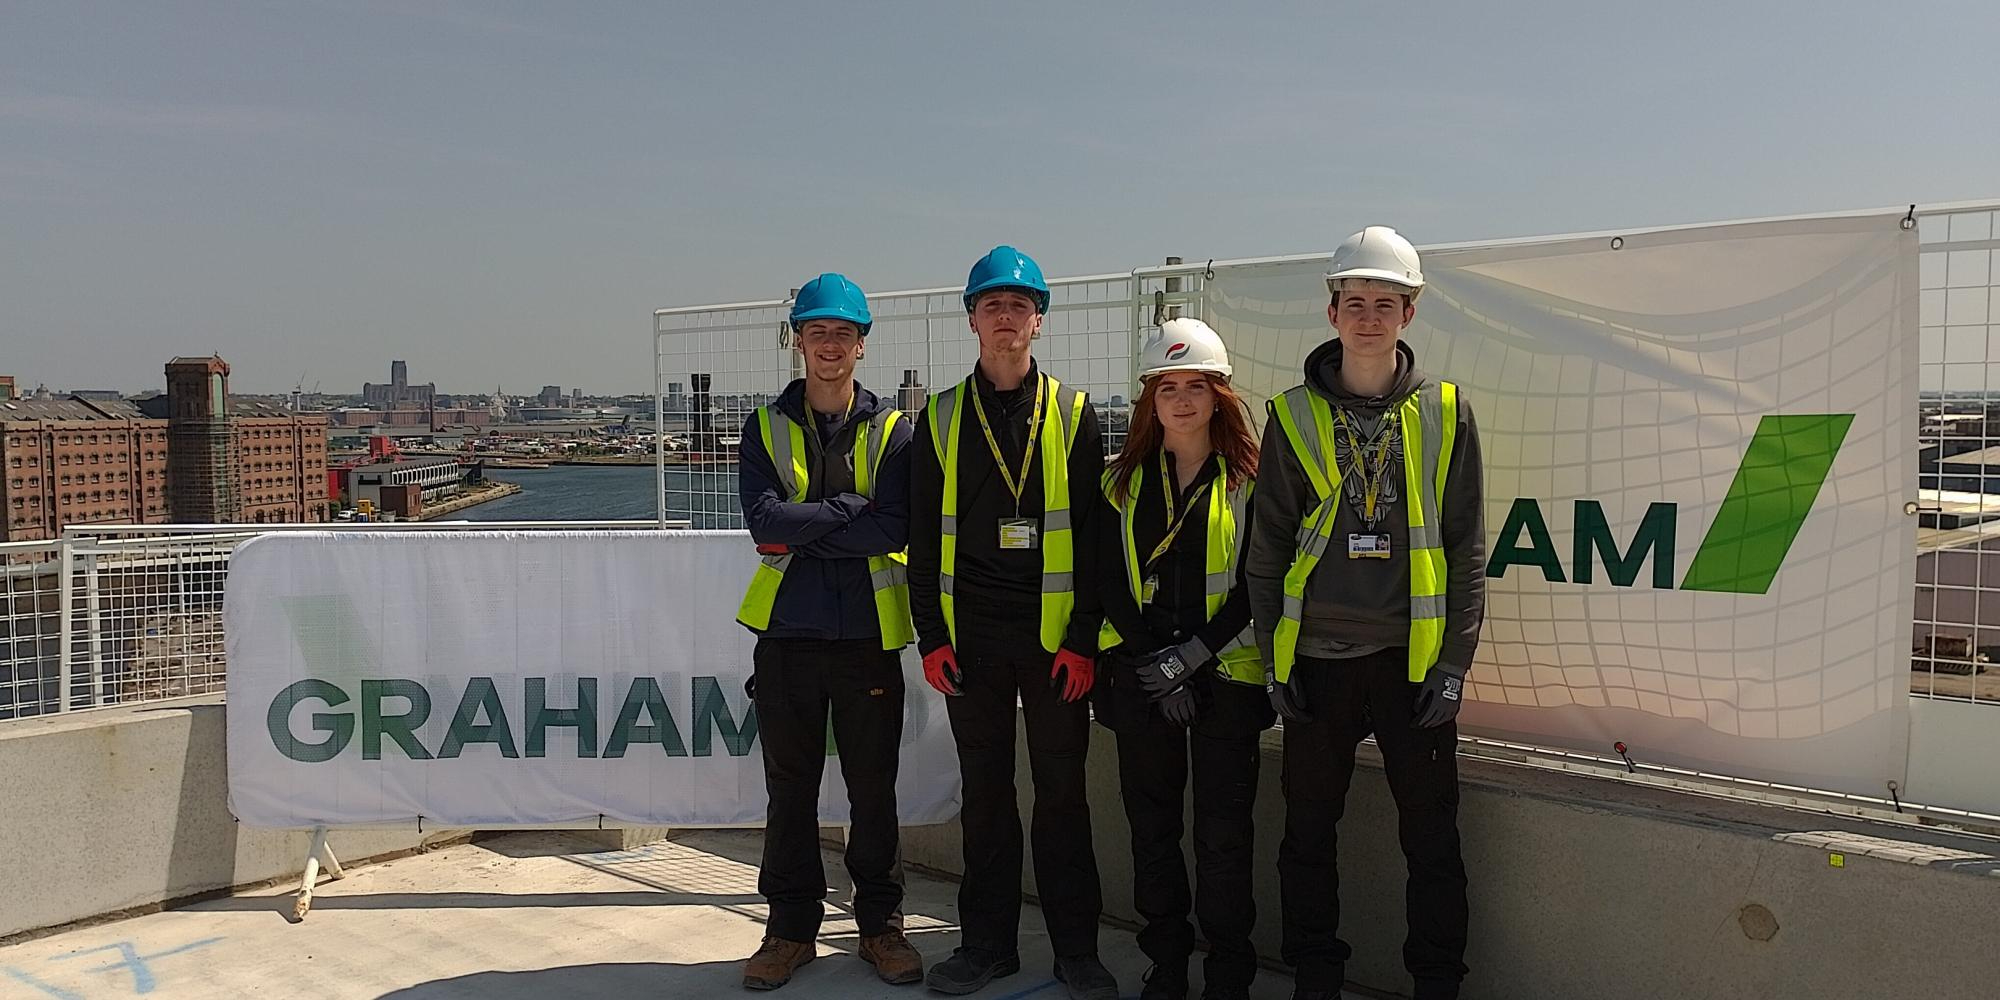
[1486,414,1854,594]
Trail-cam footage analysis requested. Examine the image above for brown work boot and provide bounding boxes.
[742,937,815,990]
[858,928,924,985]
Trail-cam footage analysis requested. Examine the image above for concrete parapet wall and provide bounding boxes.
[5,699,1997,998]
[0,696,460,940]
[901,721,2000,1000]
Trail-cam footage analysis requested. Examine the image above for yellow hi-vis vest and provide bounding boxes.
[735,405,914,650]
[1096,457,1264,686]
[1269,380,1459,684]
[927,372,1087,653]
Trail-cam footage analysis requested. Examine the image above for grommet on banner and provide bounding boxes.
[1610,236,1625,250]
[1902,205,1917,230]
[1613,741,1637,774]
[1203,259,1215,280]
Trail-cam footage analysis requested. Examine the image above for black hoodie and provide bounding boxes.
[1245,339,1486,674]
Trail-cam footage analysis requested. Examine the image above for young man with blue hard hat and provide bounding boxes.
[908,247,1118,1000]
[1246,227,1487,1000]
[735,273,923,991]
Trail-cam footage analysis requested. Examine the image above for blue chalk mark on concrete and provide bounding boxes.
[52,937,223,995]
[3,966,85,1000]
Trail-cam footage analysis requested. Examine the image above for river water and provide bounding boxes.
[460,465,743,528]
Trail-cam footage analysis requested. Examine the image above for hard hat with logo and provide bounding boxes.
[790,272,873,336]
[1324,226,1424,300]
[1138,317,1232,381]
[963,245,1050,314]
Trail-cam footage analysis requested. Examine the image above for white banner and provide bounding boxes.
[1207,212,1919,798]
[224,530,962,828]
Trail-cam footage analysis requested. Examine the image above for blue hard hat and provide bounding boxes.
[790,272,873,336]
[962,246,1049,314]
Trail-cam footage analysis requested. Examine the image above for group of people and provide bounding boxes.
[733,228,1486,1000]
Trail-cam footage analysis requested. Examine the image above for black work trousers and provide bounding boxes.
[753,636,906,941]
[1277,648,1469,999]
[945,611,1102,958]
[1106,657,1269,990]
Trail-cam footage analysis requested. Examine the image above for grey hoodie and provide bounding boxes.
[1246,339,1487,674]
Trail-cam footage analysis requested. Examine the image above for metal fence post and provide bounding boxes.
[83,546,104,708]
[57,535,74,713]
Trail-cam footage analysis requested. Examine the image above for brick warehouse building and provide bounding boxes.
[0,397,171,541]
[0,357,332,541]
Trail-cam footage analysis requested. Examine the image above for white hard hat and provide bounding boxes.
[1139,317,1232,380]
[1325,226,1424,299]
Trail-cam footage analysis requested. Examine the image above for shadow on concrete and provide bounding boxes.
[373,962,722,999]
[372,961,1068,1000]
[165,702,237,907]
[473,832,648,859]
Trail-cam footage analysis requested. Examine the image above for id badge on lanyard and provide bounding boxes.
[977,375,1046,551]
[1347,533,1392,559]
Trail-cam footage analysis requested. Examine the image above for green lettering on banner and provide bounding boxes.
[690,676,757,757]
[604,677,688,757]
[362,678,433,760]
[267,679,354,763]
[1573,501,1678,588]
[1486,498,1565,582]
[527,677,599,758]
[437,676,520,759]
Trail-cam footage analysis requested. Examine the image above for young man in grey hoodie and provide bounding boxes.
[1244,227,1486,1000]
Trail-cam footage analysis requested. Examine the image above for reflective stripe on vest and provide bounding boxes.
[928,373,1086,653]
[735,405,914,650]
[1097,458,1263,686]
[1269,380,1457,684]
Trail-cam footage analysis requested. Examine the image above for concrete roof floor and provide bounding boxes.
[0,831,1355,1000]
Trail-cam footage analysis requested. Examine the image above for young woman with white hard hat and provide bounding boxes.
[1091,317,1272,1000]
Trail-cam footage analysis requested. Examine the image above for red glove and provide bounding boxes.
[1049,648,1096,703]
[922,645,963,697]
[755,543,789,556]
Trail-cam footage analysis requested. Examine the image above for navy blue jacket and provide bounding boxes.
[737,379,913,643]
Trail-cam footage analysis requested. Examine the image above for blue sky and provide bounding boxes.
[6,1,1997,395]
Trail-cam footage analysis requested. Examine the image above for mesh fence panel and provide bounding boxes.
[1914,204,2000,704]
[0,544,62,719]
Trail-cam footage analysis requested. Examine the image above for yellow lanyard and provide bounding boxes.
[1147,450,1213,570]
[972,373,1044,515]
[1335,409,1395,523]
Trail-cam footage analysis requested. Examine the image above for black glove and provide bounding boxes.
[1265,664,1311,723]
[1135,639,1207,699]
[1412,666,1465,728]
[1156,683,1199,726]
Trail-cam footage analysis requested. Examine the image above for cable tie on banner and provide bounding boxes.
[1203,259,1215,280]
[1901,205,1917,230]
[1886,780,1904,814]
[1613,741,1637,774]
[1153,289,1166,328]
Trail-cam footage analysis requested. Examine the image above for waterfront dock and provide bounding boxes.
[417,481,523,521]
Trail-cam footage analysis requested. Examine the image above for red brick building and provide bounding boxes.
[233,403,332,524]
[1,358,334,539]
[0,398,171,542]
